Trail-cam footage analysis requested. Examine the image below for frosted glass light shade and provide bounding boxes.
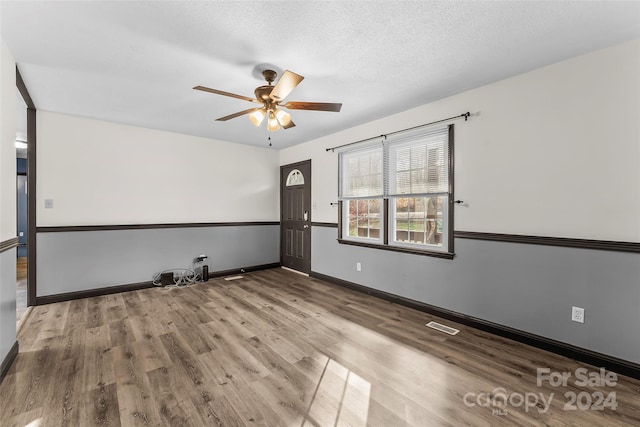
[267,112,280,131]
[275,109,291,127]
[249,109,266,126]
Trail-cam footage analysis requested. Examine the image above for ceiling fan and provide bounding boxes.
[194,69,342,132]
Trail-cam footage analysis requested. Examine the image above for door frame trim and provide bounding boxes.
[279,159,312,274]
[16,66,37,307]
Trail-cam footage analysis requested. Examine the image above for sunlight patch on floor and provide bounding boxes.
[302,356,371,427]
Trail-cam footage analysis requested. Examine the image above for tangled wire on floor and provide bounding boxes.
[152,269,200,288]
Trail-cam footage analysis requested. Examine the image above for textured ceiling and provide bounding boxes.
[3,1,640,149]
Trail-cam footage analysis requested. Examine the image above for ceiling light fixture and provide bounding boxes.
[267,111,281,132]
[275,109,291,127]
[196,68,341,133]
[249,109,266,126]
[251,108,291,132]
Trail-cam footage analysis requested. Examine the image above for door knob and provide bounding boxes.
[303,225,309,229]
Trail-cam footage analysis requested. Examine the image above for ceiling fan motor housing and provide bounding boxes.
[262,69,277,84]
[256,70,278,110]
[255,85,275,106]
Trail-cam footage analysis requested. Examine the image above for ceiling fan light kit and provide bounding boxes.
[194,69,342,132]
[249,109,266,126]
[275,109,291,127]
[267,112,280,132]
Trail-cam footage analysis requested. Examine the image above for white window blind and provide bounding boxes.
[339,144,384,199]
[387,126,449,197]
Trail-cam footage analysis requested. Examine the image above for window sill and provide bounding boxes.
[337,238,455,259]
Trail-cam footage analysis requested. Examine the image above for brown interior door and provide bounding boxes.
[280,160,311,274]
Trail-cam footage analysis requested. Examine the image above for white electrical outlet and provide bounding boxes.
[356,262,362,272]
[571,306,585,323]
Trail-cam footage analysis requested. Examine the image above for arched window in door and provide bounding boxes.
[286,169,305,186]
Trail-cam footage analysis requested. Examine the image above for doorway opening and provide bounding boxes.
[16,66,37,320]
[16,91,28,323]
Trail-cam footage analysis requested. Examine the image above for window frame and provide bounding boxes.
[340,197,385,244]
[337,124,455,259]
[388,194,449,251]
[337,142,385,245]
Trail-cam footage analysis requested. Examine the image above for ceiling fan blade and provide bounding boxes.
[282,120,296,130]
[283,101,342,112]
[216,108,262,121]
[194,86,260,103]
[269,70,304,102]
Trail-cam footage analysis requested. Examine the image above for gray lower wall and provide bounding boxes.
[312,226,640,365]
[0,247,17,365]
[37,225,280,296]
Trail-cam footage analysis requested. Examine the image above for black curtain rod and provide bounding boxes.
[325,112,470,152]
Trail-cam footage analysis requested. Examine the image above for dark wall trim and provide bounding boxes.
[279,159,313,169]
[36,281,155,305]
[16,67,35,109]
[27,106,36,306]
[337,238,455,260]
[324,226,640,255]
[37,221,280,233]
[0,341,19,385]
[310,271,640,380]
[311,222,338,228]
[454,231,640,254]
[0,237,19,254]
[34,262,280,305]
[208,262,281,279]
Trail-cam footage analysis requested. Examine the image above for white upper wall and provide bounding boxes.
[1,38,16,241]
[280,39,640,242]
[0,35,17,378]
[37,112,280,226]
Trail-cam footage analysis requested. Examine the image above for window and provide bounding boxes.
[286,169,305,186]
[338,125,453,257]
[339,144,384,243]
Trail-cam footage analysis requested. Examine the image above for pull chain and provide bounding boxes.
[268,135,272,147]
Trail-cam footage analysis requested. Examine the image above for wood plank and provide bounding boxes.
[109,318,135,347]
[130,336,174,373]
[35,300,70,341]
[84,382,121,426]
[113,344,162,426]
[16,337,62,414]
[83,325,115,390]
[86,295,107,329]
[146,366,196,426]
[63,297,89,334]
[40,356,84,426]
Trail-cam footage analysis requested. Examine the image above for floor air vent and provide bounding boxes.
[224,275,244,281]
[426,321,460,335]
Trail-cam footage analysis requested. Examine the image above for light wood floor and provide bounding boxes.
[1,268,639,426]
[16,257,28,322]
